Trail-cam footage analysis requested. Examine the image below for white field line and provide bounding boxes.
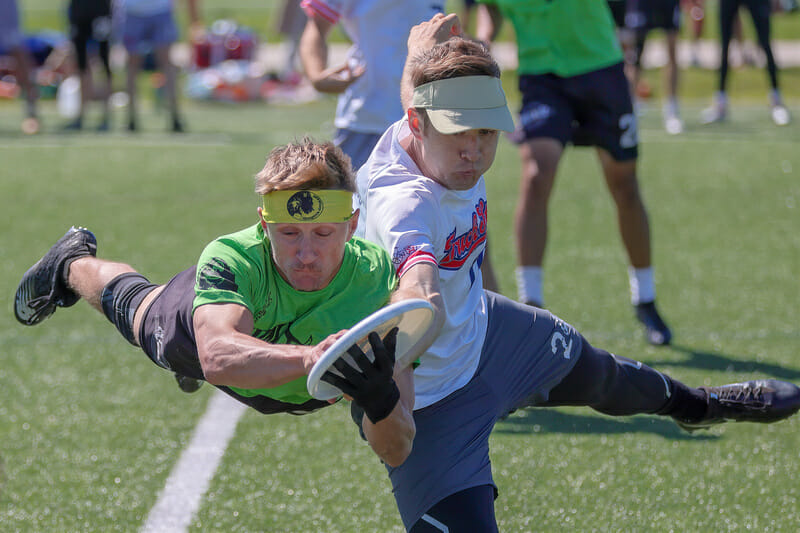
[141,390,247,533]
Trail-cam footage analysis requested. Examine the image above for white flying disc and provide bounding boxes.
[306,298,434,400]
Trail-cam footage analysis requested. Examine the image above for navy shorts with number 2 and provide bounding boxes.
[516,62,638,162]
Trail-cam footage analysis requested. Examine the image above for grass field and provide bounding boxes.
[1,56,799,532]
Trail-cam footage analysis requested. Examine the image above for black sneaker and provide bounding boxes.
[635,301,672,346]
[14,227,97,326]
[174,373,203,393]
[675,379,800,432]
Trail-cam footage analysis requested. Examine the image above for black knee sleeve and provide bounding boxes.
[101,273,158,346]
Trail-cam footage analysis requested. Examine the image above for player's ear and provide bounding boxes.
[257,207,267,229]
[347,209,360,240]
[407,108,423,138]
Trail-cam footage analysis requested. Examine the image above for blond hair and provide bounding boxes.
[255,138,356,195]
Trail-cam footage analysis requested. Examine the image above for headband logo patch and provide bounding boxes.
[286,191,324,221]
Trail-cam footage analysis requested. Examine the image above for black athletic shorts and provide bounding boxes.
[516,62,638,161]
[139,267,329,415]
[626,0,681,31]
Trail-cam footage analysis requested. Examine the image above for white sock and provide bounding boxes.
[629,267,655,305]
[770,89,783,106]
[664,97,679,117]
[715,91,728,108]
[516,266,543,306]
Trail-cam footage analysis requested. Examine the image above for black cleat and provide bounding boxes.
[675,379,800,432]
[14,227,97,326]
[635,301,672,346]
[174,373,203,393]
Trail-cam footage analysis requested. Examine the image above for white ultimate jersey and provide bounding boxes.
[355,118,489,409]
[301,0,443,134]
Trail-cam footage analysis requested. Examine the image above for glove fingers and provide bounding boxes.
[382,327,399,360]
[331,356,366,383]
[370,328,398,374]
[320,370,357,396]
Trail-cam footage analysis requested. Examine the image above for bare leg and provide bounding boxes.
[515,139,562,267]
[665,31,679,105]
[126,53,142,130]
[11,46,39,133]
[66,257,138,312]
[153,44,182,131]
[513,138,563,305]
[596,150,651,269]
[663,30,683,134]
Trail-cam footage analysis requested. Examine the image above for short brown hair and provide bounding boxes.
[255,138,356,195]
[408,37,501,89]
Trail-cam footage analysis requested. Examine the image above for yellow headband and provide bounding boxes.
[261,190,355,223]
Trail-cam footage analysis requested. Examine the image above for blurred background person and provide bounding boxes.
[298,0,443,171]
[683,1,758,68]
[63,0,113,131]
[0,0,40,134]
[118,0,201,132]
[478,0,673,346]
[625,0,684,134]
[702,0,790,125]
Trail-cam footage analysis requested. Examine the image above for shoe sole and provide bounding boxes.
[14,227,97,326]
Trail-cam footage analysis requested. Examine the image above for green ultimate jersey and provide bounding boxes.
[483,0,623,77]
[193,223,397,404]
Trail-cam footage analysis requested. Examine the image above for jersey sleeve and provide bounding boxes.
[364,175,439,278]
[193,237,259,314]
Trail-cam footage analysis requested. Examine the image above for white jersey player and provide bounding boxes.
[351,14,800,532]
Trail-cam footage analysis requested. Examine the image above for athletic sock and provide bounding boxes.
[628,267,655,305]
[516,266,543,306]
[664,97,679,118]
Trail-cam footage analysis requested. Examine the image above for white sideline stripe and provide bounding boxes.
[141,390,247,533]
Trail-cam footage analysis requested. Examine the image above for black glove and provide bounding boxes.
[320,327,400,424]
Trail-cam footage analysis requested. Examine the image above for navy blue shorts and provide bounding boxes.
[516,62,638,161]
[626,0,681,31]
[386,291,582,530]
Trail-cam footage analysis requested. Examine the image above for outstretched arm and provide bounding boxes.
[194,302,336,388]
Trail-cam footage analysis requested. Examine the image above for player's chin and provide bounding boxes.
[290,272,328,292]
